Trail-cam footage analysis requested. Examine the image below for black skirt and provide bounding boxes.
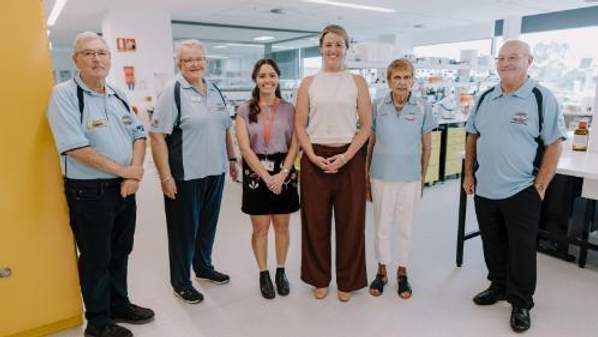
[241,152,300,215]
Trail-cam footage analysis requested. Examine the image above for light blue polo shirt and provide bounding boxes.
[150,74,231,181]
[370,93,438,182]
[466,77,567,200]
[47,75,146,179]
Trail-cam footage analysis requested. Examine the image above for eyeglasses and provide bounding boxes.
[181,57,208,65]
[495,55,527,63]
[77,49,110,58]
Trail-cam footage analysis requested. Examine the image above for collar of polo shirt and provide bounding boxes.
[74,73,116,96]
[177,73,216,94]
[383,92,417,106]
[493,76,535,100]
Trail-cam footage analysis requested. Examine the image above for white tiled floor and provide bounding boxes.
[52,160,598,337]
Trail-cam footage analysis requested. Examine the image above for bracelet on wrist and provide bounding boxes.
[228,157,237,162]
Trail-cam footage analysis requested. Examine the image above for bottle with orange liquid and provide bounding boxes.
[572,120,590,151]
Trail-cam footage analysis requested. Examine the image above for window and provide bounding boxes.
[413,39,493,61]
[521,26,598,128]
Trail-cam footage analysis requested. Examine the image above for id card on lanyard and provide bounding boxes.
[260,101,278,172]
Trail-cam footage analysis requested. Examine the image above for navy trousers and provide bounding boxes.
[65,178,135,328]
[164,174,225,291]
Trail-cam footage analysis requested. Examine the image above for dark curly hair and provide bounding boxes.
[248,59,282,123]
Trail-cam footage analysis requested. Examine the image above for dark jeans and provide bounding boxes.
[65,178,136,328]
[474,185,542,309]
[164,174,225,291]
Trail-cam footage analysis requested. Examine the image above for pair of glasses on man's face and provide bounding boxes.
[495,55,527,63]
[78,49,110,58]
[181,57,208,65]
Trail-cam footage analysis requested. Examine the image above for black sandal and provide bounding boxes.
[398,275,412,299]
[369,274,388,296]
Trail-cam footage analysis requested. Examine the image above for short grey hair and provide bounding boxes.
[72,31,109,55]
[175,39,207,64]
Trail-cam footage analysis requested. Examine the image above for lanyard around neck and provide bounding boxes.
[260,100,279,149]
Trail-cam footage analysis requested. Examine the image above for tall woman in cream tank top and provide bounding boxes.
[294,25,372,302]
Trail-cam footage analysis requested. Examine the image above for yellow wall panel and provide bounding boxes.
[0,1,82,336]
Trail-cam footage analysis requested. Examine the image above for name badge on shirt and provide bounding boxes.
[511,112,528,125]
[191,96,202,103]
[87,119,109,129]
[121,115,133,125]
[261,159,275,172]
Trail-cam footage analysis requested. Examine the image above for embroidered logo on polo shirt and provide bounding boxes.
[404,112,417,122]
[510,112,528,125]
[151,118,159,128]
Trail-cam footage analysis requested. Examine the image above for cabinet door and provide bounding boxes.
[0,1,82,336]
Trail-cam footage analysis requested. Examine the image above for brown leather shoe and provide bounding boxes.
[337,290,352,302]
[313,287,329,299]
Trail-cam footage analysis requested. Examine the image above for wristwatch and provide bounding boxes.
[228,157,237,162]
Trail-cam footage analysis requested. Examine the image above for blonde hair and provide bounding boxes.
[72,31,108,55]
[174,39,207,64]
[386,58,415,83]
[319,24,350,48]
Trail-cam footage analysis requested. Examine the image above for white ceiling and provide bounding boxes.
[45,0,597,51]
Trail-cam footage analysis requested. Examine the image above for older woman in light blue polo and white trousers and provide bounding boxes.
[366,58,437,299]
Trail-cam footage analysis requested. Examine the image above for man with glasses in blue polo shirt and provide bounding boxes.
[464,40,566,333]
[47,32,154,337]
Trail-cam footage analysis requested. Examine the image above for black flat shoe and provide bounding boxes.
[111,303,155,324]
[397,275,412,299]
[510,306,531,333]
[260,270,275,299]
[275,267,290,296]
[473,287,505,305]
[369,274,387,297]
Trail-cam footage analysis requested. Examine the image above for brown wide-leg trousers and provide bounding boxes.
[300,144,367,292]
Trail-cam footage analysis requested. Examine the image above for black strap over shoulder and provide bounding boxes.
[76,84,85,123]
[211,81,227,108]
[74,79,131,124]
[174,81,182,127]
[474,87,495,114]
[531,87,544,175]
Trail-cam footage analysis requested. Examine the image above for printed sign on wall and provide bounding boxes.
[116,37,136,52]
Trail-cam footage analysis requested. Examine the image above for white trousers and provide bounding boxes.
[371,179,421,267]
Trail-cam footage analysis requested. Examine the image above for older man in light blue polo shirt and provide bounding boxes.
[47,32,154,337]
[149,39,238,305]
[464,40,566,333]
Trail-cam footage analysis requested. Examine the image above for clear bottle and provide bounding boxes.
[572,120,590,152]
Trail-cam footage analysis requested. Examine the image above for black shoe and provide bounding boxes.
[473,287,505,305]
[174,287,204,304]
[260,270,276,299]
[196,270,230,285]
[84,323,132,337]
[111,303,155,324]
[510,306,531,333]
[275,267,290,296]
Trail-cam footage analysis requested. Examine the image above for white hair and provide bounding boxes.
[72,31,109,55]
[174,39,207,64]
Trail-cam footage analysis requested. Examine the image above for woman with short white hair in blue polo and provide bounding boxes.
[366,58,437,299]
[149,39,238,304]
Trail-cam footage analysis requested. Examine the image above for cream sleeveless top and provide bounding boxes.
[307,71,358,144]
